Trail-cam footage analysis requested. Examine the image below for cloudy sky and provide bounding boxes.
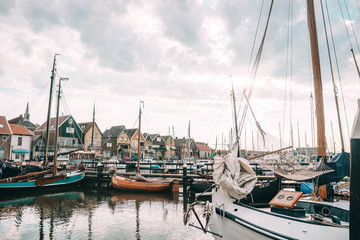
[1,0,359,153]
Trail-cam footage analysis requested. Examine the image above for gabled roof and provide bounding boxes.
[143,133,152,141]
[32,134,43,142]
[148,133,159,141]
[9,124,33,136]
[0,116,12,135]
[149,134,165,145]
[79,121,102,136]
[126,128,138,138]
[174,138,185,147]
[8,115,23,124]
[102,125,125,138]
[162,135,173,141]
[36,115,71,132]
[20,120,38,130]
[196,142,212,151]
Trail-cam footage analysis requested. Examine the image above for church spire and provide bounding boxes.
[24,102,30,121]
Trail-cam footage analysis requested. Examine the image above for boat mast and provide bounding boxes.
[44,54,59,166]
[307,0,327,158]
[91,102,95,151]
[231,83,240,157]
[136,101,144,174]
[53,77,68,175]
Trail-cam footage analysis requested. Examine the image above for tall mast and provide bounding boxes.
[231,83,240,157]
[91,102,95,150]
[53,77,68,175]
[44,54,59,166]
[136,101,144,174]
[307,0,327,158]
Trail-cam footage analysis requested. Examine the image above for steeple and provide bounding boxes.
[24,102,30,122]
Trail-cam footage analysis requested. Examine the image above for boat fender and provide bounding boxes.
[320,206,331,217]
[331,215,341,225]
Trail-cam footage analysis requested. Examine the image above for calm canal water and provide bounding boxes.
[0,187,212,240]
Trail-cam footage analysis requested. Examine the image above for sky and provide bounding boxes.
[0,0,359,153]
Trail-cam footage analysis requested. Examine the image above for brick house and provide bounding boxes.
[79,122,103,156]
[102,125,131,159]
[0,116,12,160]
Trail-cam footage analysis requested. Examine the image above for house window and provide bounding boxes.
[121,137,123,141]
[66,127,74,134]
[125,137,128,141]
[107,142,112,147]
[0,149,4,158]
[0,124,3,128]
[157,137,161,142]
[69,118,73,124]
[18,137,22,146]
[2,136,7,141]
[15,154,19,159]
[95,133,98,138]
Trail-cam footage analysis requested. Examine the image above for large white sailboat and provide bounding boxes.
[185,0,352,239]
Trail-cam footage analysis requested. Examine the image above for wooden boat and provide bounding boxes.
[111,101,179,192]
[0,56,85,194]
[112,174,178,192]
[0,170,85,195]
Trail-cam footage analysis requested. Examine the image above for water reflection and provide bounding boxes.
[0,188,211,240]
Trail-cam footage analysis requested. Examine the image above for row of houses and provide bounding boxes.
[0,103,214,162]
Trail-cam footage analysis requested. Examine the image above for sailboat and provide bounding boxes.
[111,101,178,192]
[185,1,351,239]
[0,55,84,194]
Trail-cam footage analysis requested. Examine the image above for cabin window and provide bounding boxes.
[107,142,112,147]
[2,136,7,141]
[18,137,22,146]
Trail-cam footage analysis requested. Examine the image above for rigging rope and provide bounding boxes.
[247,0,265,75]
[343,0,360,53]
[324,0,351,140]
[238,0,274,143]
[320,0,344,152]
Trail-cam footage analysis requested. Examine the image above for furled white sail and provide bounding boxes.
[213,148,257,200]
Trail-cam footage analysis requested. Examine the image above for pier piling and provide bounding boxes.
[350,99,360,240]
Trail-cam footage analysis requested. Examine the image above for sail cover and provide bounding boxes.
[213,148,257,200]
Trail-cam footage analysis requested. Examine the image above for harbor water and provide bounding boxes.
[0,187,212,240]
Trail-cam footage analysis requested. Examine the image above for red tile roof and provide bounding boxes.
[9,124,33,136]
[196,142,212,151]
[0,116,12,135]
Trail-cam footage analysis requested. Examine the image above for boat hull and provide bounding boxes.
[0,171,85,195]
[209,190,348,240]
[111,175,176,192]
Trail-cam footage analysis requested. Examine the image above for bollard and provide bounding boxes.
[350,99,360,240]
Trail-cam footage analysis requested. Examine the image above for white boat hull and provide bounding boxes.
[209,189,348,240]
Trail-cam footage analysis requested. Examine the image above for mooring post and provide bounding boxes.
[183,163,188,193]
[350,99,360,240]
[97,162,103,180]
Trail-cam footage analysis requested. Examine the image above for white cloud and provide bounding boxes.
[0,0,359,153]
